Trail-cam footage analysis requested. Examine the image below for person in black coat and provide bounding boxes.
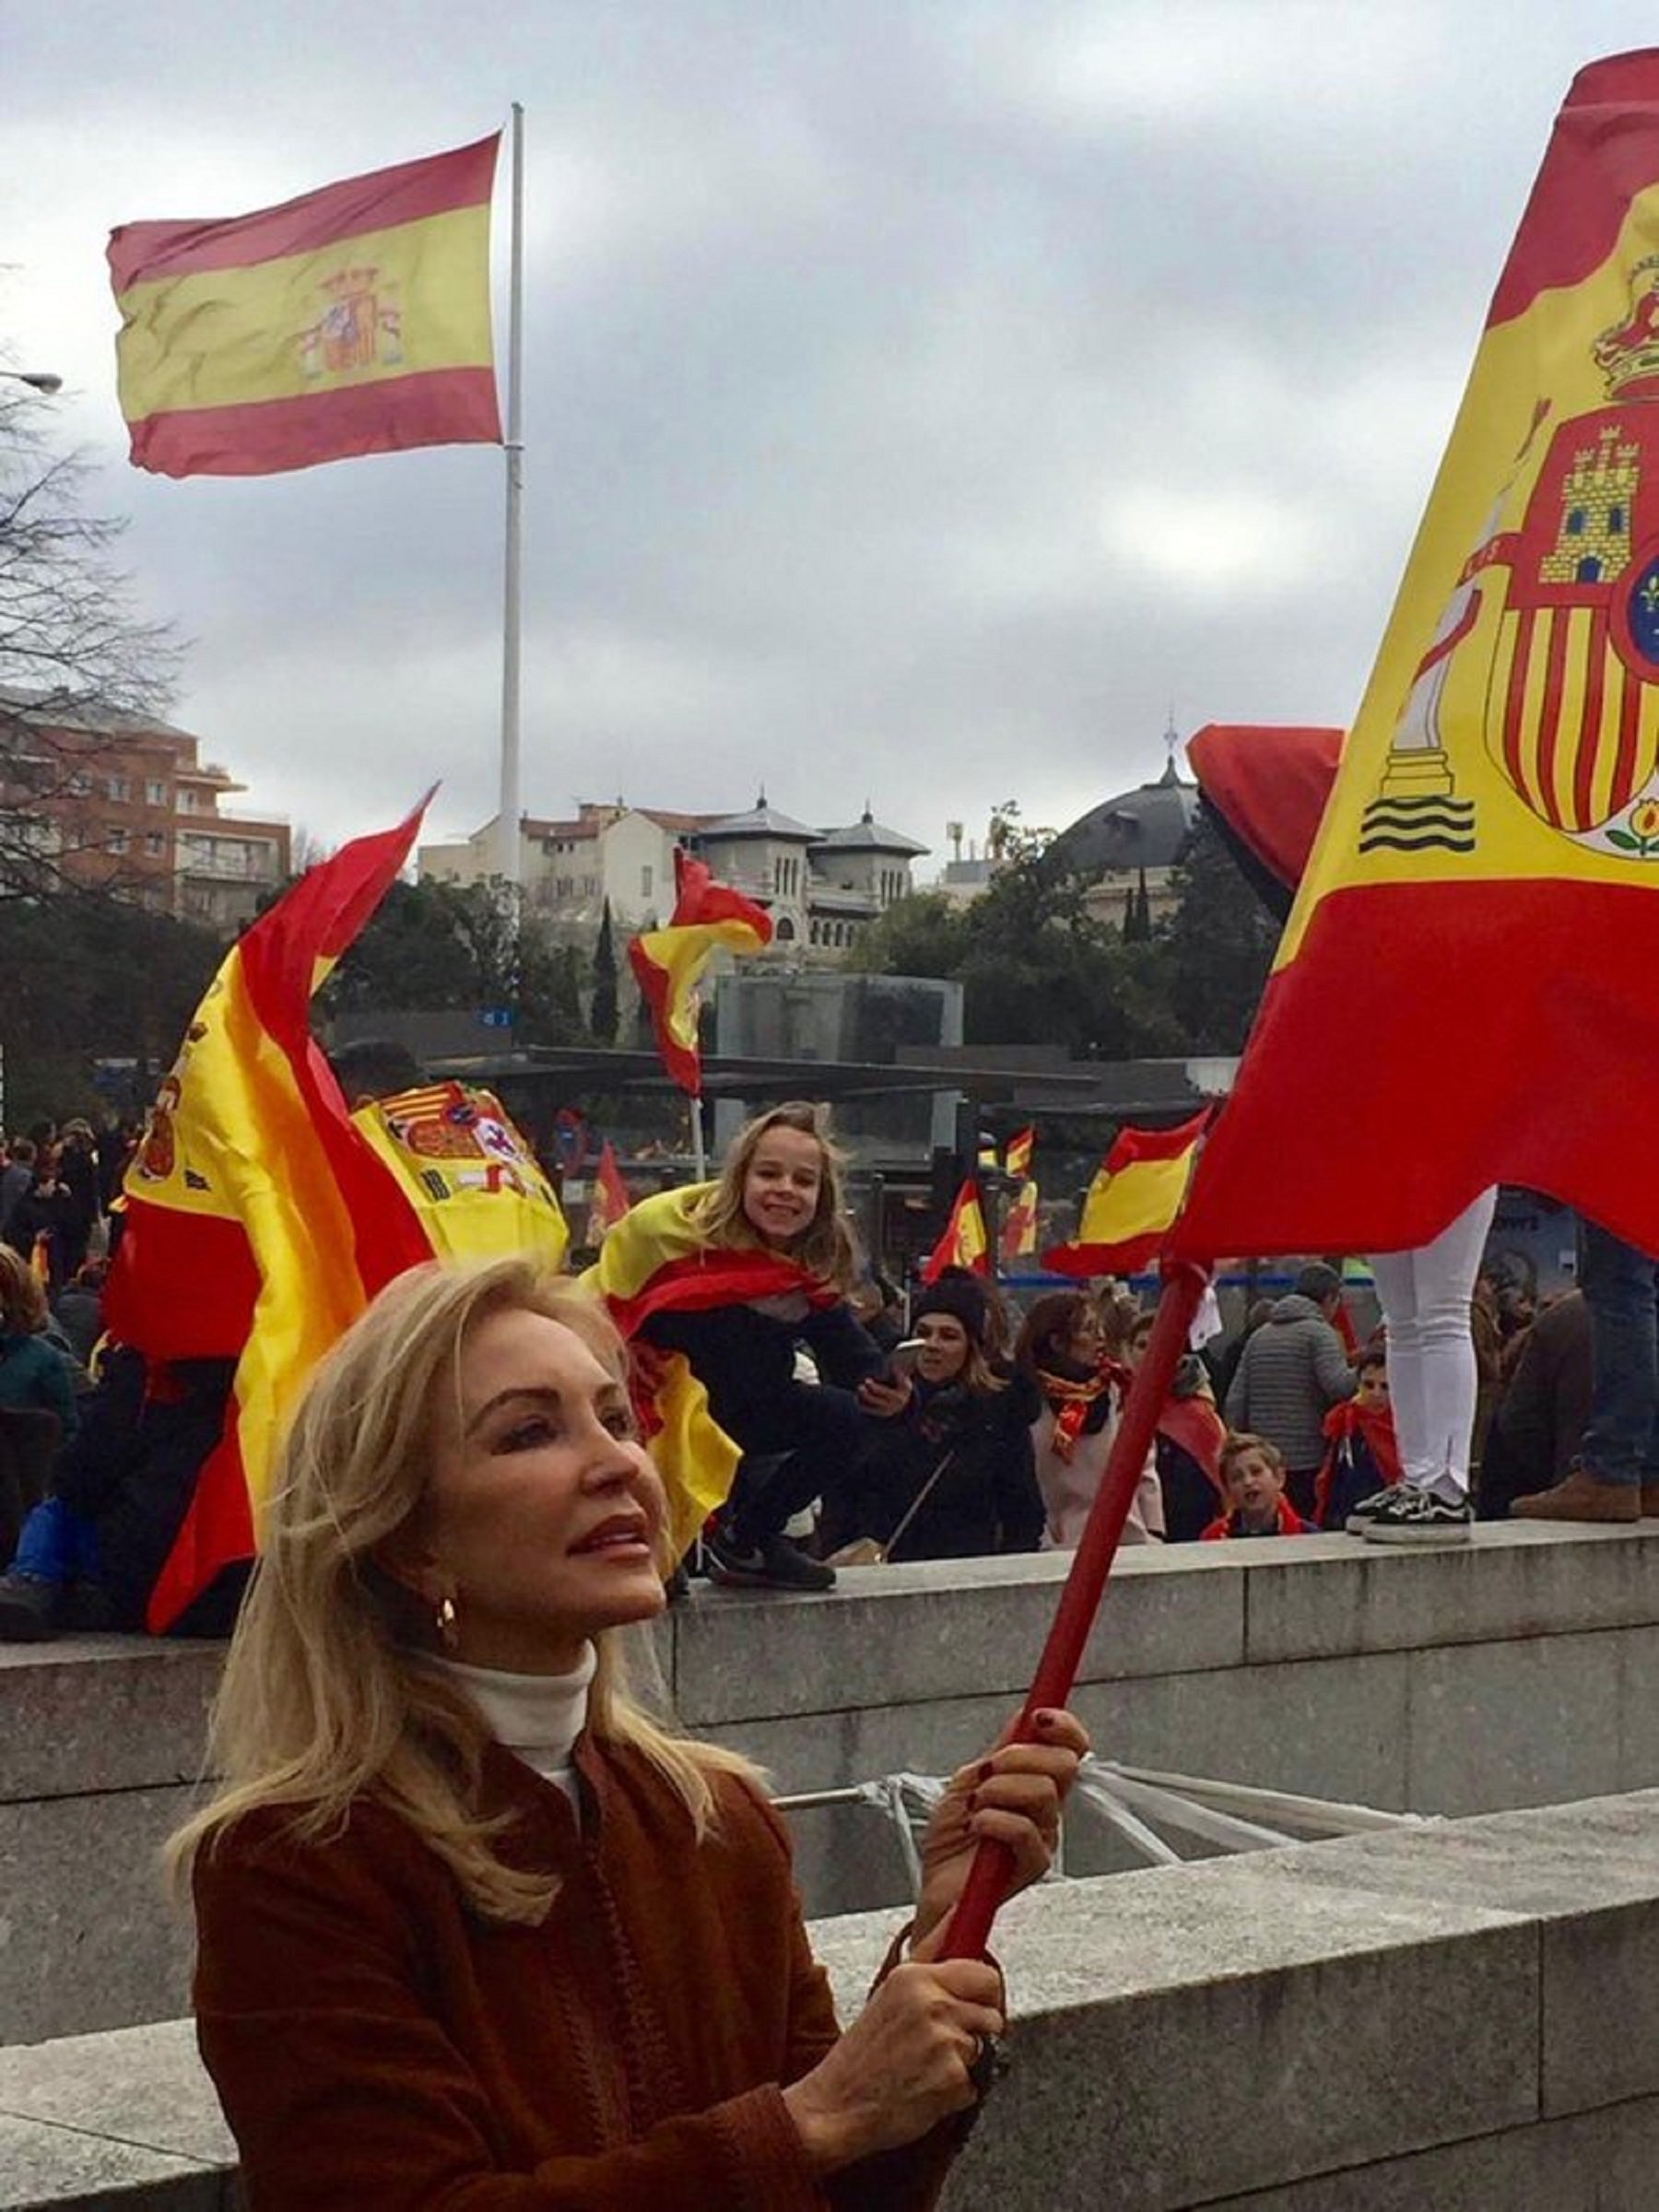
[831,1274,1044,1561]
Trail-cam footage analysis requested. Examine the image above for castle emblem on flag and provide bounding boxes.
[299,265,404,382]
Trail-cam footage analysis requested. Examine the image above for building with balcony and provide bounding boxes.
[0,691,290,931]
[420,793,928,959]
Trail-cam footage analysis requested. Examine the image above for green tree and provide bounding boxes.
[1163,809,1282,1051]
[589,900,619,1045]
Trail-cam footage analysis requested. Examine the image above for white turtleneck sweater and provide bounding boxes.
[432,1642,597,1811]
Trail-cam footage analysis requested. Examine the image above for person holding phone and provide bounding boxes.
[830,1275,1044,1562]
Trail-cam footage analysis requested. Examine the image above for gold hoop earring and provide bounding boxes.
[436,1594,459,1652]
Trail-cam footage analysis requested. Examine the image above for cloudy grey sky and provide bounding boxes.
[8,3,1658,868]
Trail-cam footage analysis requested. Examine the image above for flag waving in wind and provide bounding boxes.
[109,135,501,477]
[629,850,772,1094]
[1174,51,1659,1264]
[1044,1112,1211,1277]
[922,1181,990,1282]
[106,806,435,1627]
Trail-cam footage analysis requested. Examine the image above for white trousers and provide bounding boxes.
[1368,1188,1497,1502]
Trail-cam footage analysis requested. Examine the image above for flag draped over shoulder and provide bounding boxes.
[106,808,434,1628]
[109,135,501,477]
[629,852,772,1095]
[1043,1112,1211,1277]
[583,1183,832,1551]
[1173,51,1659,1263]
[923,1181,989,1282]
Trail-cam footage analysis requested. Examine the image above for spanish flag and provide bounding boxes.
[999,1178,1040,1263]
[584,1183,833,1551]
[1044,1112,1211,1277]
[352,1080,568,1270]
[109,135,500,478]
[629,850,772,1095]
[1004,1126,1035,1181]
[106,808,435,1628]
[922,1181,990,1282]
[585,1140,633,1245]
[1174,52,1659,1263]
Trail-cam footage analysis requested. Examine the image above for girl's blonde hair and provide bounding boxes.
[167,1257,757,1924]
[691,1100,859,1290]
[0,1247,47,1335]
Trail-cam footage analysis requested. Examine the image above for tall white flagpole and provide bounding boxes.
[497,101,525,890]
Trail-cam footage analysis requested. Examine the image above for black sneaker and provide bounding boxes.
[704,1526,837,1592]
[1344,1486,1400,1535]
[0,1571,65,1642]
[1360,1487,1473,1545]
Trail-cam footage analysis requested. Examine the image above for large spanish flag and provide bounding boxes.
[1173,51,1659,1263]
[109,135,500,477]
[1044,1112,1211,1277]
[629,850,772,1095]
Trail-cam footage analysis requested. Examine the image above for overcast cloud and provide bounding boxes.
[7,3,1658,865]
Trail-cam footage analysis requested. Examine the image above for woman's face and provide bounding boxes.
[915,1312,971,1384]
[741,1124,823,1248]
[1065,1310,1104,1365]
[1125,1324,1154,1372]
[416,1307,668,1674]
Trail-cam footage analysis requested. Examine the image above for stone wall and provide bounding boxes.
[3,1788,1656,2209]
[0,1524,1655,2042]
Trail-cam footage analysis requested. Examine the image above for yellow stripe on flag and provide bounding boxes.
[114,206,493,420]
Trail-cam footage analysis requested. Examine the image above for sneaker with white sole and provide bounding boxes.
[703,1526,837,1593]
[1360,1487,1473,1545]
[1343,1487,1399,1535]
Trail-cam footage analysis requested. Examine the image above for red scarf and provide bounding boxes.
[1037,1359,1127,1463]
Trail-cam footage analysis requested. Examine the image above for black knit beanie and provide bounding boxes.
[911,1274,990,1346]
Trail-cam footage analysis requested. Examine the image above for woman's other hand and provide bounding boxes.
[910,1708,1089,1952]
[857,1374,912,1418]
[782,1956,1004,2171]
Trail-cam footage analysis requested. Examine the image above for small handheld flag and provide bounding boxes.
[922,1181,990,1282]
[629,851,772,1096]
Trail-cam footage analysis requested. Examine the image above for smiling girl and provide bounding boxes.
[593,1102,886,1591]
[175,1258,1087,2206]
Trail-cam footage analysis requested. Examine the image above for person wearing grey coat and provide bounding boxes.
[1224,1264,1357,1516]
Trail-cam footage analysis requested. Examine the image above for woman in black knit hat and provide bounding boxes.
[832,1271,1045,1561]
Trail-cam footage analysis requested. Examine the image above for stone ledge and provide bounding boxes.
[4,1791,1654,2210]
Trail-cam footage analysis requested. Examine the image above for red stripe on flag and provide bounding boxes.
[1488,53,1659,329]
[125,368,501,478]
[1170,877,1659,1260]
[1575,607,1608,830]
[107,135,500,288]
[1503,607,1536,807]
[103,1203,259,1359]
[1104,1108,1212,1174]
[1537,608,1572,828]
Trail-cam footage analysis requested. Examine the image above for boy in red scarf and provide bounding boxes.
[1202,1434,1312,1539]
[1315,1351,1402,1531]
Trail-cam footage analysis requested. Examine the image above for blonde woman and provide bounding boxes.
[176,1259,1086,2208]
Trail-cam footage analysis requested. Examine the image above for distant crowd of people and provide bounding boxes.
[0,1095,1643,1641]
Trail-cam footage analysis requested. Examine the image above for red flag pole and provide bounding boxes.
[941,1255,1211,1959]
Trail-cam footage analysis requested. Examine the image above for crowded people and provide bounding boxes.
[1223,1263,1357,1519]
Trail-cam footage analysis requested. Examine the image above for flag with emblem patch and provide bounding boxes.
[109,135,500,477]
[1171,52,1659,1262]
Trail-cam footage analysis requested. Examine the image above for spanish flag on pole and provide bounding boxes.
[109,135,500,477]
[106,807,434,1627]
[999,1179,1040,1264]
[1004,1126,1035,1181]
[1174,51,1659,1263]
[1044,1112,1211,1277]
[922,1181,990,1282]
[585,1140,633,1245]
[629,850,772,1095]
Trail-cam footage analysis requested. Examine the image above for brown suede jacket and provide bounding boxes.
[193,1730,963,2210]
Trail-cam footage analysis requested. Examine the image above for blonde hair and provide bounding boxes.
[168,1258,757,1924]
[691,1100,859,1290]
[1220,1430,1286,1483]
[0,1247,47,1335]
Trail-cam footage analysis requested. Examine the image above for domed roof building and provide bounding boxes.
[1046,753,1199,930]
